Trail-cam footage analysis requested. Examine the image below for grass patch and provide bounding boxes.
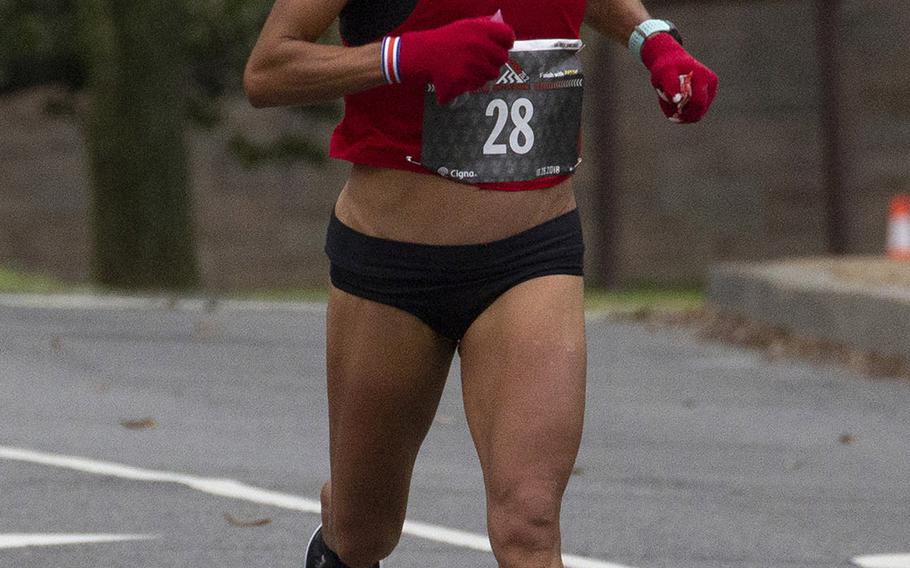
[584,287,704,314]
[0,266,704,314]
[238,287,330,303]
[0,267,74,294]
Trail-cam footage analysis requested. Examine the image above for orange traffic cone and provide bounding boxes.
[887,195,910,260]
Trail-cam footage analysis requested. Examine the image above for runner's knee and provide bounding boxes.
[487,482,562,565]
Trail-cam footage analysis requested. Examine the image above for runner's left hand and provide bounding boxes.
[641,33,718,123]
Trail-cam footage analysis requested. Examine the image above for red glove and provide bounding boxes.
[381,15,515,105]
[641,33,718,123]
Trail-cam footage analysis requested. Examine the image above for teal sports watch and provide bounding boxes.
[628,19,683,61]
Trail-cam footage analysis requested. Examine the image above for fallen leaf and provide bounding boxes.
[193,320,220,340]
[120,417,157,430]
[224,513,272,528]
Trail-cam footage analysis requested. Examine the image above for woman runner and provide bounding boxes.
[244,1,717,567]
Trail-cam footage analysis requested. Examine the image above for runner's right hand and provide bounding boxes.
[382,15,516,105]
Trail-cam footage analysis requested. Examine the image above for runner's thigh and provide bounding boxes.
[459,275,586,539]
[325,286,457,538]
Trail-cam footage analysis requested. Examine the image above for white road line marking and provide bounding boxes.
[853,555,910,568]
[0,446,321,513]
[0,445,636,568]
[0,534,157,550]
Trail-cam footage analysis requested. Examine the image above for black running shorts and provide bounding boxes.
[325,209,585,340]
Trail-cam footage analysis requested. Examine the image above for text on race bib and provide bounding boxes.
[483,98,535,156]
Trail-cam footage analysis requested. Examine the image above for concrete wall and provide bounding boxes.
[1,91,94,282]
[0,92,349,291]
[575,0,910,285]
[614,0,829,282]
[839,1,910,253]
[1,0,908,291]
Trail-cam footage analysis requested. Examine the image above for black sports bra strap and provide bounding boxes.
[339,0,421,46]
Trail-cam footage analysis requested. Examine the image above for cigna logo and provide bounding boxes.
[437,167,477,180]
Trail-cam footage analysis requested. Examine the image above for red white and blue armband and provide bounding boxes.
[380,17,514,104]
[380,36,403,85]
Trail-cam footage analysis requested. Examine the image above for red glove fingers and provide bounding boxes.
[642,33,718,123]
[382,15,515,105]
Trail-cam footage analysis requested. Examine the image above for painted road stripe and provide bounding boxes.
[853,555,910,568]
[0,534,157,549]
[0,445,635,568]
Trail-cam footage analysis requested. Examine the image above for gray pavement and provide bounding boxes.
[1,297,908,568]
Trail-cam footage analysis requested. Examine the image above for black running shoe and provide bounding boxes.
[305,525,381,568]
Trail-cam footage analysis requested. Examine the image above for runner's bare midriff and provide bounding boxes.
[334,165,577,245]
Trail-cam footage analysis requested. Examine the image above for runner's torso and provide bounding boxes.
[339,0,585,47]
[333,0,586,244]
[335,166,577,245]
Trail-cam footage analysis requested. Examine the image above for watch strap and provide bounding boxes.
[629,19,682,61]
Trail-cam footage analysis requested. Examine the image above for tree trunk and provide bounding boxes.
[78,0,200,291]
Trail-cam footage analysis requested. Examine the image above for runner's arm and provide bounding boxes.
[584,0,651,45]
[584,0,718,123]
[243,0,385,107]
[245,0,514,108]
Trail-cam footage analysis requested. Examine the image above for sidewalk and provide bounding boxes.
[708,257,910,361]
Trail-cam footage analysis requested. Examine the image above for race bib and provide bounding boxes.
[418,39,585,184]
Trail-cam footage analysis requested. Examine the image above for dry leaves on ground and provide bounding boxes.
[119,417,158,430]
[224,513,272,528]
[616,308,910,381]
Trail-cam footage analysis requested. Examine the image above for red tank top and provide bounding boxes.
[329,0,587,191]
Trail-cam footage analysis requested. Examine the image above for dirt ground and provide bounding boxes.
[616,307,910,381]
[827,256,910,288]
[618,256,910,381]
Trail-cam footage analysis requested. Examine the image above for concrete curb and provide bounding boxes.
[0,292,327,314]
[708,258,910,361]
[0,292,612,323]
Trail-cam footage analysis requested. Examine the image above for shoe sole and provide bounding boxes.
[305,524,382,568]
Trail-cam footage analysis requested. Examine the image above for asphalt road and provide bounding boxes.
[1,295,908,568]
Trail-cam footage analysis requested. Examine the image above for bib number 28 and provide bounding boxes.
[483,98,535,156]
